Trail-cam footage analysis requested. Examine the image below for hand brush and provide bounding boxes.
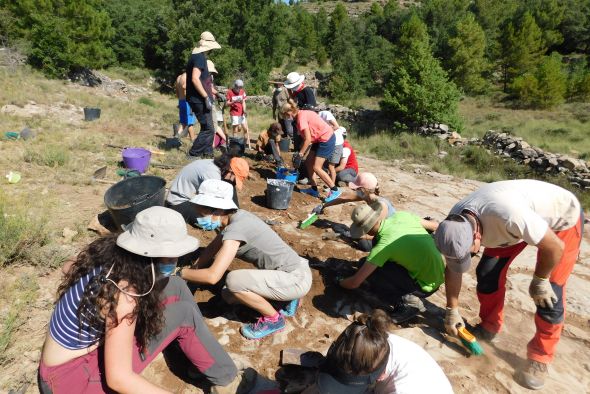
[456,324,484,356]
[299,213,319,229]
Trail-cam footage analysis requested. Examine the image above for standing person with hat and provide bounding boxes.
[186,31,221,159]
[302,310,453,394]
[38,207,252,394]
[281,100,342,202]
[433,179,583,390]
[272,81,293,140]
[226,79,252,151]
[179,180,312,340]
[206,60,228,150]
[175,71,196,141]
[338,202,445,323]
[166,154,249,225]
[283,72,317,152]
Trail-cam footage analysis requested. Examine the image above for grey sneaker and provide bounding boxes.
[388,302,419,324]
[472,324,498,343]
[517,359,547,390]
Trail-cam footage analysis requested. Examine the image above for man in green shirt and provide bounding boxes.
[339,202,444,323]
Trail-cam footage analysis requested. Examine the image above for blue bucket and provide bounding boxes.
[276,167,298,183]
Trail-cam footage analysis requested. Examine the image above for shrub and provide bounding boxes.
[138,97,155,107]
[23,145,69,167]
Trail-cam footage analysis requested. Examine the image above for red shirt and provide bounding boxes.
[342,140,358,173]
[296,110,333,143]
[226,88,246,116]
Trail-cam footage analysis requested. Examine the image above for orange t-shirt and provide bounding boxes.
[296,110,334,143]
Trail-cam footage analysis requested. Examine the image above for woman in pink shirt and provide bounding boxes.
[281,101,342,202]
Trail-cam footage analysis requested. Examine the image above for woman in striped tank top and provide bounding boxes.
[38,207,250,393]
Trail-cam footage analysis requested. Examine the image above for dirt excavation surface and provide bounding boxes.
[3,156,590,393]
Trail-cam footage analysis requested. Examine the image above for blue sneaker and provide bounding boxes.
[300,188,320,198]
[280,299,300,317]
[241,315,286,340]
[324,188,342,203]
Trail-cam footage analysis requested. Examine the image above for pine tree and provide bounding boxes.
[533,52,567,108]
[447,13,490,94]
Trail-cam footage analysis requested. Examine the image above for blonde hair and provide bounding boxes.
[280,99,298,117]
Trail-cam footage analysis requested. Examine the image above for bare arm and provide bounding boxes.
[534,228,564,278]
[104,292,171,393]
[191,67,208,98]
[329,119,340,130]
[334,156,348,172]
[298,128,313,157]
[193,233,224,269]
[421,219,439,233]
[181,240,240,285]
[339,262,378,289]
[322,188,360,209]
[445,266,463,308]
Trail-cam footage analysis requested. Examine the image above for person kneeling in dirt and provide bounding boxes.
[166,154,249,225]
[302,309,453,393]
[255,122,282,162]
[179,179,312,340]
[312,172,396,252]
[338,202,444,323]
[38,207,252,394]
[434,180,583,390]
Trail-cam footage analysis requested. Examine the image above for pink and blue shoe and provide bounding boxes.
[324,188,342,203]
[241,314,286,340]
[280,299,300,317]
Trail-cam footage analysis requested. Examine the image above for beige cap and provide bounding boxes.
[192,31,221,54]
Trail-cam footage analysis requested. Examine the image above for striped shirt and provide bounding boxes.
[49,266,104,350]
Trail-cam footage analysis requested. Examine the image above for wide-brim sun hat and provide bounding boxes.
[284,71,305,89]
[433,214,474,273]
[117,206,199,258]
[207,59,218,74]
[192,31,221,54]
[350,201,383,239]
[190,179,238,210]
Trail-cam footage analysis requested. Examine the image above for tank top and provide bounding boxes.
[49,266,104,350]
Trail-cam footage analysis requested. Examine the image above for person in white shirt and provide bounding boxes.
[303,309,453,394]
[434,179,583,390]
[318,110,345,185]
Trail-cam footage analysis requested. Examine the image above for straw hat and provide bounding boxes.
[207,59,218,74]
[117,206,199,258]
[190,179,238,210]
[192,31,221,54]
[350,201,383,239]
[284,72,305,89]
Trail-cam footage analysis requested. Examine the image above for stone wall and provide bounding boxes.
[481,130,590,189]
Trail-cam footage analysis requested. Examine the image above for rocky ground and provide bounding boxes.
[3,151,589,393]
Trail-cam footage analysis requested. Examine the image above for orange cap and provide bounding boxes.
[229,158,249,190]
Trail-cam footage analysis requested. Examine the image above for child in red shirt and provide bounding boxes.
[226,79,252,150]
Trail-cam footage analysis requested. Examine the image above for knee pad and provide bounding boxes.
[537,283,564,324]
[476,255,511,294]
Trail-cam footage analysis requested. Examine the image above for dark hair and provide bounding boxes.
[326,309,391,375]
[57,235,164,352]
[268,122,282,137]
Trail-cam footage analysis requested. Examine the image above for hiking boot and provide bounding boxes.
[472,324,498,343]
[280,299,300,317]
[211,367,258,394]
[402,294,426,312]
[324,188,342,203]
[388,302,419,324]
[241,315,286,340]
[300,188,320,198]
[517,359,548,390]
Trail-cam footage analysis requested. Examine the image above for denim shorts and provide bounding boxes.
[310,133,336,159]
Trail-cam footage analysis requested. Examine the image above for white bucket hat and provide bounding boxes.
[117,206,199,258]
[190,179,238,210]
[192,31,221,54]
[284,72,305,89]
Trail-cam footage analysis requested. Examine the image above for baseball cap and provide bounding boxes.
[117,206,199,258]
[234,79,244,87]
[350,201,383,239]
[229,157,249,190]
[349,172,378,190]
[433,214,474,273]
[190,179,238,210]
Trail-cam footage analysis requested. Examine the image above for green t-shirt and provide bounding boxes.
[367,211,444,293]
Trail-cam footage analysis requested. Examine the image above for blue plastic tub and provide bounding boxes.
[276,167,298,183]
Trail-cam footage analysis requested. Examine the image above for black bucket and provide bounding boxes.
[84,107,101,121]
[265,179,295,210]
[279,137,291,152]
[104,175,166,230]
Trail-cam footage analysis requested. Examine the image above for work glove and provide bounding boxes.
[205,96,213,111]
[529,276,557,309]
[444,307,464,336]
[292,152,303,169]
[357,239,373,252]
[312,204,324,215]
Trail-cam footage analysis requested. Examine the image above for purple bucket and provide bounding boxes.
[122,148,151,173]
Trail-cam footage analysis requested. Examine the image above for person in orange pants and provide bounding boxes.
[432,180,583,390]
